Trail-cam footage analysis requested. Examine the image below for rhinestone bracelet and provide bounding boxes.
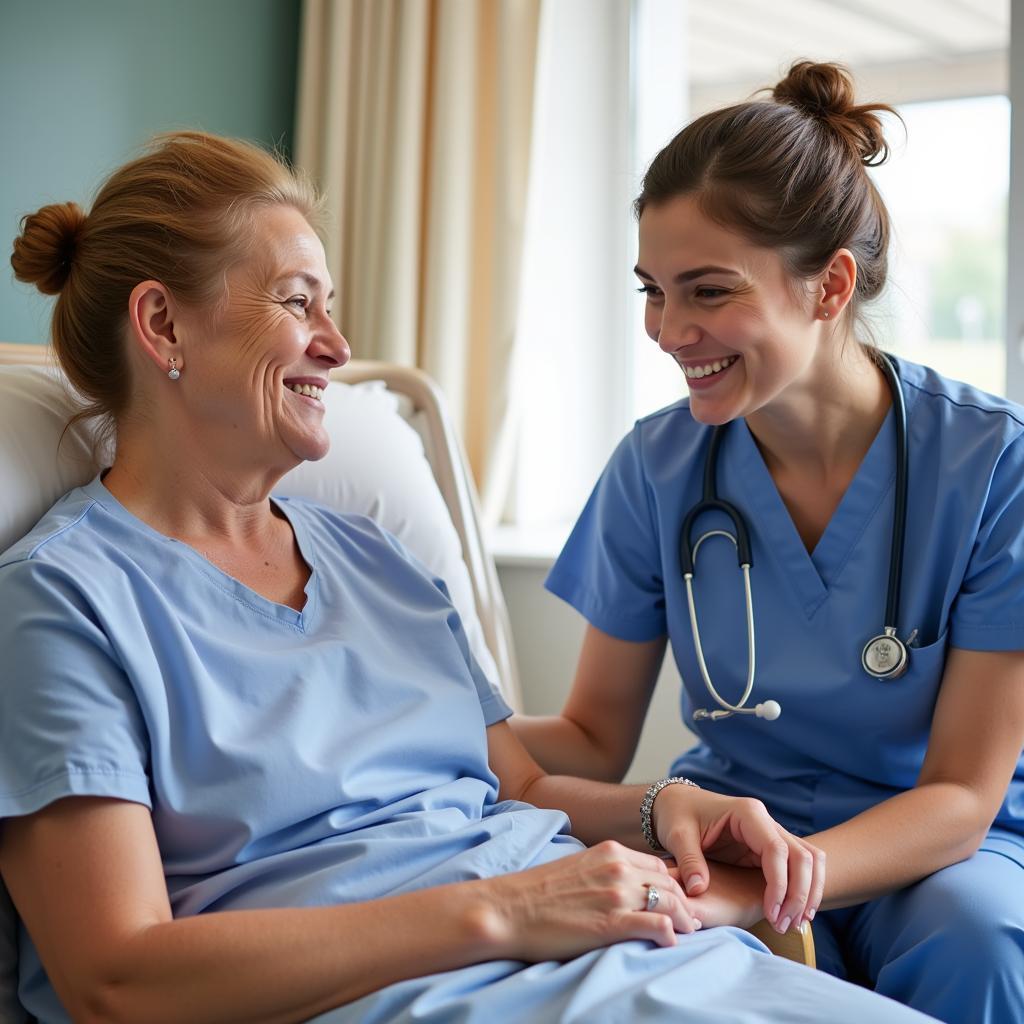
[640,776,700,852]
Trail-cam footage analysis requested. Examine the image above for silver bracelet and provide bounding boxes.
[640,776,700,852]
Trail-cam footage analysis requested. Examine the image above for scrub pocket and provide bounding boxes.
[859,627,949,770]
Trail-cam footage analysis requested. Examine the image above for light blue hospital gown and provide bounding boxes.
[0,477,937,1023]
[547,357,1024,1024]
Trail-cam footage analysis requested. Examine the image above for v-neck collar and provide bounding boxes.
[727,371,919,620]
[83,475,318,631]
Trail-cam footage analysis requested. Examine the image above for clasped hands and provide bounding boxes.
[484,787,823,962]
[650,783,825,934]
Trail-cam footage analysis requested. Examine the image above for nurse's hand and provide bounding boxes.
[653,786,825,933]
[482,840,702,962]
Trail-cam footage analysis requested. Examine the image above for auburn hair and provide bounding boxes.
[11,131,321,426]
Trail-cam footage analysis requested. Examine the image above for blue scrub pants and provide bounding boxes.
[813,835,1024,1024]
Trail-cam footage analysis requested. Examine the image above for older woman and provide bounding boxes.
[0,132,934,1024]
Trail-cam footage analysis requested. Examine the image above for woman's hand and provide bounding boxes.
[486,721,822,934]
[654,786,825,933]
[482,840,702,962]
[685,863,767,931]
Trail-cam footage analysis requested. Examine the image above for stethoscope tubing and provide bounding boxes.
[684,552,756,713]
[878,354,908,632]
[679,352,909,719]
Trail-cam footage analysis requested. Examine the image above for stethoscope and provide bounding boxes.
[679,353,910,723]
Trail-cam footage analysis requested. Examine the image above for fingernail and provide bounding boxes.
[806,908,816,921]
[770,903,781,924]
[693,918,702,930]
[777,916,791,934]
[685,874,703,893]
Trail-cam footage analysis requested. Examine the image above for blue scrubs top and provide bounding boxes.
[0,477,943,1024]
[547,358,1024,839]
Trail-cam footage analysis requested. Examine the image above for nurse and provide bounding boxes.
[513,60,1024,1023]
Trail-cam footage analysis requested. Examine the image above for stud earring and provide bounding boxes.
[822,311,831,320]
[167,357,181,380]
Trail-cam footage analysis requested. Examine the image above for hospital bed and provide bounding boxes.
[0,341,812,1022]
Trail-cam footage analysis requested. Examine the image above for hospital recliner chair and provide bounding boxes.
[0,342,812,1022]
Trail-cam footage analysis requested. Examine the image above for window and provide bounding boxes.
[500,0,1013,540]
[630,0,1011,420]
[872,96,1009,396]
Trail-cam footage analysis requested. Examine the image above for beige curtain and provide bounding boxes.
[294,0,540,512]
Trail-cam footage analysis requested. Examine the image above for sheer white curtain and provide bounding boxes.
[294,0,540,511]
[502,0,635,530]
[295,0,681,531]
[502,0,691,532]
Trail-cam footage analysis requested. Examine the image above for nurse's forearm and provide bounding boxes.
[518,772,654,847]
[808,781,987,909]
[510,712,629,781]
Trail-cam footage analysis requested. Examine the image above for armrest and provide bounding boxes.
[745,918,816,968]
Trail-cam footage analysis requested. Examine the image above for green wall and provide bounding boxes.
[0,0,302,344]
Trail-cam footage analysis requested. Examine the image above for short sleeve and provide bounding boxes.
[950,434,1024,651]
[0,559,151,819]
[434,573,513,725]
[545,429,667,642]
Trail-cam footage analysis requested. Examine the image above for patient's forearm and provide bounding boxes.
[75,884,496,1024]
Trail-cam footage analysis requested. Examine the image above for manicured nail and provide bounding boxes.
[777,916,791,934]
[770,903,781,924]
[685,874,703,893]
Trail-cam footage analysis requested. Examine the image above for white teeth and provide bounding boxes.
[684,356,737,380]
[287,383,325,400]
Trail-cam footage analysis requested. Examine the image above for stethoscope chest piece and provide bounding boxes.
[861,628,909,680]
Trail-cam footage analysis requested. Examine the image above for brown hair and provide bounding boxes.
[635,61,899,326]
[10,131,321,426]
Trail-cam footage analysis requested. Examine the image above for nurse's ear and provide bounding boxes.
[816,248,857,323]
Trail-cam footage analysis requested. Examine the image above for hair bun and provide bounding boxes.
[771,60,894,166]
[11,201,87,295]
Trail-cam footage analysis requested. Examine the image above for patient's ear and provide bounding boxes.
[127,280,184,376]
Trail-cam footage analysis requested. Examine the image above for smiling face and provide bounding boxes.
[636,194,825,426]
[176,204,349,470]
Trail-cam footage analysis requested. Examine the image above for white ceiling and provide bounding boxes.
[688,0,1010,112]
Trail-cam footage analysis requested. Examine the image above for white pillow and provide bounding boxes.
[0,363,499,1023]
[0,364,109,551]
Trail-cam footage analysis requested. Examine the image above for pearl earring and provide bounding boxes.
[167,357,181,380]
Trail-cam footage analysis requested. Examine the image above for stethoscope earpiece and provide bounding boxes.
[681,353,910,723]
